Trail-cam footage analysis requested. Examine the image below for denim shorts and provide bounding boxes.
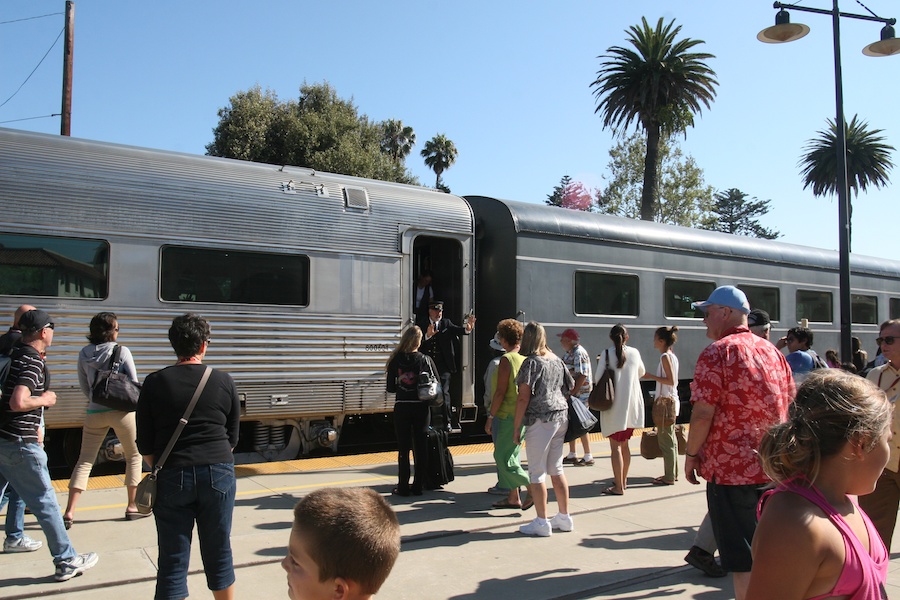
[153,463,236,599]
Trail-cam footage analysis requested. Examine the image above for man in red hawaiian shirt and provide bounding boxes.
[684,286,795,600]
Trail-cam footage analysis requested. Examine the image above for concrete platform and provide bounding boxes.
[2,436,900,599]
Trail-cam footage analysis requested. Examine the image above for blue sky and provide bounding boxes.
[2,1,897,261]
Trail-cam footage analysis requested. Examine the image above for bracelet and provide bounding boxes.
[685,452,698,458]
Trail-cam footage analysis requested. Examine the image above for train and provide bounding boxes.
[2,127,899,465]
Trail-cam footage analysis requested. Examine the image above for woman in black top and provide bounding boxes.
[136,314,240,600]
[386,326,431,496]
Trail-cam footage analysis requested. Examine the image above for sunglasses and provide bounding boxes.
[876,336,898,346]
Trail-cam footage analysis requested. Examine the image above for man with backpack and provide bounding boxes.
[0,308,99,581]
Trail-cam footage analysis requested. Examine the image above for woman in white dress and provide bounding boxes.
[598,323,645,496]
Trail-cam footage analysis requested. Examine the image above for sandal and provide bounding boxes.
[601,486,624,496]
[63,517,73,530]
[491,499,522,509]
[125,510,152,520]
[652,476,675,486]
[521,494,534,511]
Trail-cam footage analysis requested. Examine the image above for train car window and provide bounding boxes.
[0,233,108,298]
[851,294,878,324]
[160,246,309,306]
[891,298,900,319]
[738,285,780,322]
[664,279,716,318]
[574,272,639,316]
[796,290,833,323]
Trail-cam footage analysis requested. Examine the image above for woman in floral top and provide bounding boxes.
[513,322,575,537]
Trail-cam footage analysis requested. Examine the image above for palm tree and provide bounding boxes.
[591,17,718,221]
[799,114,894,249]
[420,134,458,189]
[380,119,416,163]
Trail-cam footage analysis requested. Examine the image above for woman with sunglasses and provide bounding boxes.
[858,319,900,552]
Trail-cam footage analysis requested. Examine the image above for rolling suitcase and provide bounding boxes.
[424,427,454,489]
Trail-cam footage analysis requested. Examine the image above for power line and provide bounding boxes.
[0,12,62,25]
[0,26,64,109]
[0,114,60,125]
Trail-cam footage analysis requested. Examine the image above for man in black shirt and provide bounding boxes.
[0,309,99,581]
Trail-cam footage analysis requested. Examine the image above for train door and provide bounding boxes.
[401,230,477,425]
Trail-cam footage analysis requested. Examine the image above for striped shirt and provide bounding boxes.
[0,343,47,443]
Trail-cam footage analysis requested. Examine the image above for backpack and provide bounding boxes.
[810,352,829,370]
[0,355,9,388]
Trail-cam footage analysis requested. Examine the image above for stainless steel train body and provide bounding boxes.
[467,195,900,414]
[0,128,476,460]
[3,128,899,460]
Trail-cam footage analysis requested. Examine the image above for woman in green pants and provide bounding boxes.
[486,319,531,510]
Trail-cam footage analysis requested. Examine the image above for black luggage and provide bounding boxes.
[424,427,454,489]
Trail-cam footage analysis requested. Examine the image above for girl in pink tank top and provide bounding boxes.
[747,370,891,600]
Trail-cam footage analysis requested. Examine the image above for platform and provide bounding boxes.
[3,436,900,599]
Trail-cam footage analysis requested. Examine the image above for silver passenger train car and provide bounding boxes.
[467,195,900,415]
[0,128,476,462]
[3,128,900,462]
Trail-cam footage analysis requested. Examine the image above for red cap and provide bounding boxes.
[557,328,579,341]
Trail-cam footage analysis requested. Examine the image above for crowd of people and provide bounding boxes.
[3,282,900,598]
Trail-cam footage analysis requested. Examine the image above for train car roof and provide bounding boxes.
[466,195,900,279]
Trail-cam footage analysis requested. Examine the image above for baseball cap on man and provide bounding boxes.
[691,286,751,315]
[556,328,580,341]
[19,309,54,333]
[748,309,771,327]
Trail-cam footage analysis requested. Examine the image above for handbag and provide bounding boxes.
[417,356,443,407]
[564,398,598,443]
[135,367,212,514]
[91,344,142,411]
[652,396,676,428]
[588,349,615,412]
[640,425,688,460]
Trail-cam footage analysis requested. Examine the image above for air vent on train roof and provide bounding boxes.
[342,186,370,210]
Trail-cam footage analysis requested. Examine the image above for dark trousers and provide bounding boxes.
[394,402,430,493]
[439,372,454,427]
[859,467,900,551]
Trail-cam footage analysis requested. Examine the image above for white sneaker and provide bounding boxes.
[54,552,99,582]
[518,518,552,537]
[549,513,574,532]
[4,535,43,553]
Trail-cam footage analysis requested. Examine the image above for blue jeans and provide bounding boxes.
[0,437,76,563]
[1,484,26,541]
[154,463,236,599]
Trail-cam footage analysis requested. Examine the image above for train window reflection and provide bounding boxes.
[738,285,780,322]
[665,279,716,318]
[891,298,900,320]
[851,294,877,324]
[160,246,309,306]
[0,233,108,298]
[796,290,833,323]
[574,272,639,316]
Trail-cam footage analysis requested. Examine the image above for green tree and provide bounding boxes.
[207,82,417,184]
[420,134,458,189]
[546,175,574,207]
[798,114,894,249]
[381,119,416,163]
[704,188,780,239]
[596,131,715,228]
[591,17,718,222]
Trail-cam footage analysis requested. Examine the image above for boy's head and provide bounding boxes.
[283,487,401,600]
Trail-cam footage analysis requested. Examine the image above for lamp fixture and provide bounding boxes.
[758,8,811,43]
[863,23,900,56]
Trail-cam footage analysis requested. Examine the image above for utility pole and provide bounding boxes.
[60,1,74,136]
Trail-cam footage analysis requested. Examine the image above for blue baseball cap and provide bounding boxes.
[691,286,751,315]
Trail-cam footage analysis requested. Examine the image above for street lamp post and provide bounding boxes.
[758,1,899,363]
